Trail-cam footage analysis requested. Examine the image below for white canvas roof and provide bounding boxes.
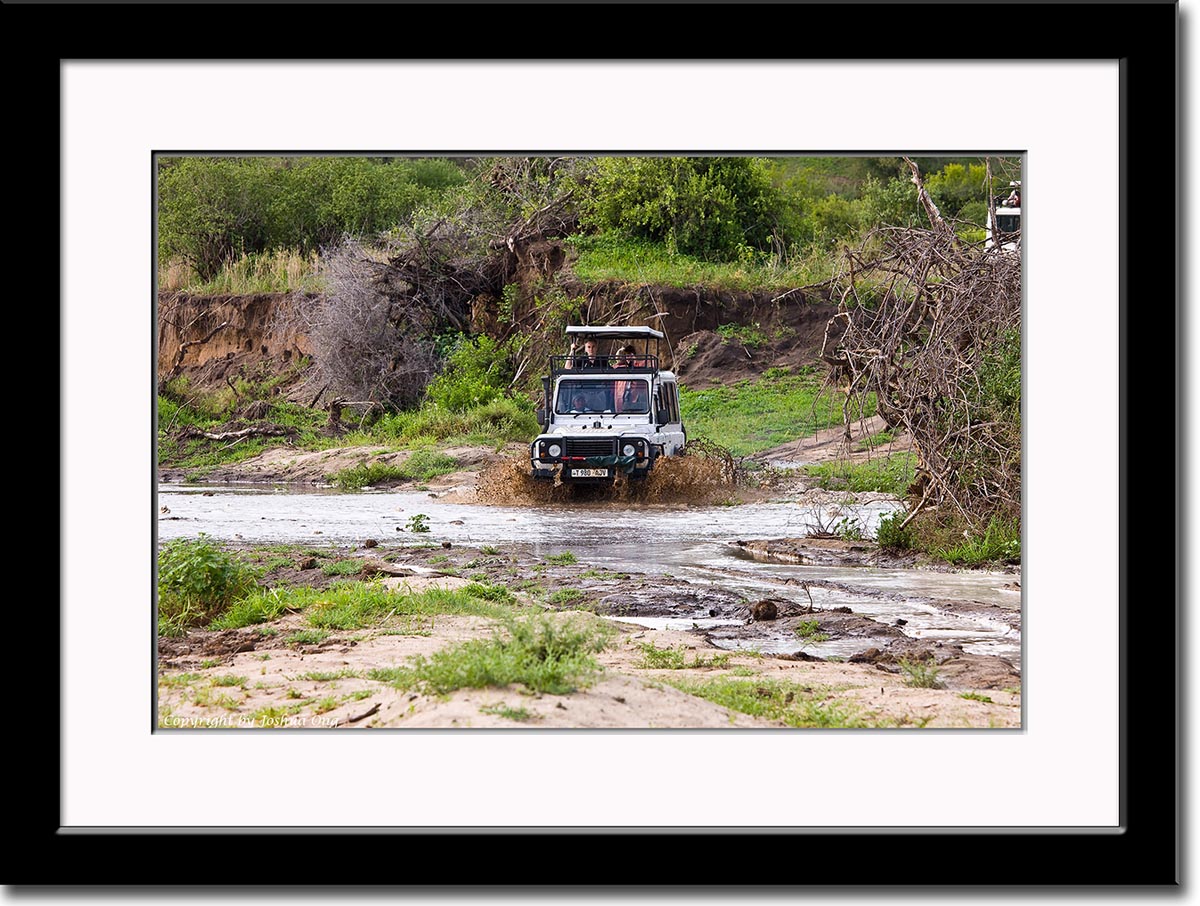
[565,325,665,340]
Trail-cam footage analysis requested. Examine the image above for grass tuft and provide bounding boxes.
[898,658,943,689]
[664,676,872,728]
[804,452,916,495]
[369,614,611,696]
[636,642,732,670]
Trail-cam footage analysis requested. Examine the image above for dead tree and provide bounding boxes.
[295,158,587,411]
[821,169,1022,531]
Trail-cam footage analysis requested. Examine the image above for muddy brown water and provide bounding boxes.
[158,480,1021,667]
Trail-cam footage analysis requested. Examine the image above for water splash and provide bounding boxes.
[473,454,738,506]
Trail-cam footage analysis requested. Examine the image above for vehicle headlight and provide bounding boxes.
[548,443,562,457]
[622,444,636,456]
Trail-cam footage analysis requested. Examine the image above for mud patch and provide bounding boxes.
[594,586,747,619]
[474,457,573,505]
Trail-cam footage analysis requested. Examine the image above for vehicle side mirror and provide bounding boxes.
[536,408,546,429]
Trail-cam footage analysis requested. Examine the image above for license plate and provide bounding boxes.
[571,468,610,478]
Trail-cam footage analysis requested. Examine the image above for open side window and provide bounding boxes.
[664,383,680,424]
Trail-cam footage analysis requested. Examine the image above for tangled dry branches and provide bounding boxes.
[822,197,1021,530]
[296,158,585,410]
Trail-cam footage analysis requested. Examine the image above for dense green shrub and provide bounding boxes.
[424,333,519,412]
[977,329,1021,421]
[859,176,926,229]
[374,397,536,444]
[875,511,912,549]
[957,200,989,228]
[157,535,258,635]
[581,157,786,261]
[926,163,989,216]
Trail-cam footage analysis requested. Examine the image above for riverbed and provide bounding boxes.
[158,483,1021,666]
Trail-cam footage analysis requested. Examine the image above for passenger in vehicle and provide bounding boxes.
[569,393,589,413]
[620,381,649,412]
[566,339,603,371]
[612,346,636,406]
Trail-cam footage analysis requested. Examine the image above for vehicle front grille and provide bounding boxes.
[564,438,616,457]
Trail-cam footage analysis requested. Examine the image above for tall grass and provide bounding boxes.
[933,517,1021,565]
[567,233,832,290]
[159,249,325,294]
[373,397,537,445]
[330,450,459,490]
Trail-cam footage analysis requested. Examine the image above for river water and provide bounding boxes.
[158,484,1021,664]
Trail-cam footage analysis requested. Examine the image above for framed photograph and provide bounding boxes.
[44,0,1177,890]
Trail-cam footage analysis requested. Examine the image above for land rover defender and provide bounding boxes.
[529,326,686,484]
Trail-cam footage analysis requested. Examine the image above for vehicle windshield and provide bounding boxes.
[556,379,650,414]
[996,213,1020,235]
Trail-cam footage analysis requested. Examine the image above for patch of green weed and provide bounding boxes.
[665,676,872,728]
[804,453,916,495]
[369,614,611,696]
[898,658,943,689]
[480,702,535,722]
[157,535,258,636]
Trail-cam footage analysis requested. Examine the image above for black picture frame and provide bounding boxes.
[38,0,1177,890]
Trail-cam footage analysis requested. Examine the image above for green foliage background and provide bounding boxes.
[157,156,464,278]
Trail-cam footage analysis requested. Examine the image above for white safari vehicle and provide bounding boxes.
[530,325,686,484]
[985,180,1021,252]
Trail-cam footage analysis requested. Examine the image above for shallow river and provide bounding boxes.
[158,484,1021,665]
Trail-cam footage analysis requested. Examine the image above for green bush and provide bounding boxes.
[157,156,465,280]
[581,157,786,261]
[373,614,611,695]
[875,511,912,549]
[424,333,519,412]
[926,162,989,216]
[330,463,406,490]
[800,193,863,249]
[957,200,989,228]
[157,535,258,636]
[977,329,1021,421]
[401,450,459,481]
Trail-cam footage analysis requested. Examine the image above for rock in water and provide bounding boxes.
[750,600,778,621]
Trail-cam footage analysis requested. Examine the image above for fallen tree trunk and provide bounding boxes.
[179,425,296,441]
